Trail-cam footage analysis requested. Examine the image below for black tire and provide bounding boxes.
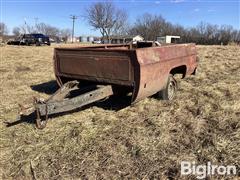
[157,75,177,100]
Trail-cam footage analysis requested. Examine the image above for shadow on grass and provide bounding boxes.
[30,80,59,95]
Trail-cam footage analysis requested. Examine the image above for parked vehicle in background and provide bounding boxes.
[7,33,51,46]
[92,40,102,44]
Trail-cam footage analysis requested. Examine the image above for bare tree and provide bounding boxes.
[18,23,35,34]
[129,13,167,40]
[35,23,59,36]
[218,25,233,45]
[85,1,128,42]
[231,30,240,43]
[112,9,128,35]
[27,24,36,34]
[13,22,70,42]
[19,25,27,34]
[129,13,239,45]
[0,22,8,36]
[12,27,21,36]
[60,28,71,42]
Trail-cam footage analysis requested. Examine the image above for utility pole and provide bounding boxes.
[70,15,78,43]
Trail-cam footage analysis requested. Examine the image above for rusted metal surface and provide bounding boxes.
[8,42,197,129]
[54,48,136,86]
[13,81,113,129]
[57,50,133,81]
[35,84,113,129]
[54,43,197,103]
[36,85,113,116]
[133,43,197,101]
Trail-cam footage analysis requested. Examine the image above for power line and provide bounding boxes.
[70,15,78,43]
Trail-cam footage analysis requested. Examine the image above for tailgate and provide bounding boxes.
[54,49,134,85]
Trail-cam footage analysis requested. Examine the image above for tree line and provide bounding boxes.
[0,22,71,42]
[1,1,239,45]
[129,13,240,45]
[85,2,239,45]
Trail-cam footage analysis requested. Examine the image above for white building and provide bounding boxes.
[157,35,180,44]
[67,37,79,43]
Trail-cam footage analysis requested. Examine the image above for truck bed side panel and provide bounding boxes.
[132,44,197,102]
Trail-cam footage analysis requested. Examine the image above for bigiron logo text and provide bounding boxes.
[181,161,237,179]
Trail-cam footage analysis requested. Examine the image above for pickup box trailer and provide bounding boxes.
[12,42,198,129]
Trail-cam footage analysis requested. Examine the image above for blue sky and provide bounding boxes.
[1,0,240,36]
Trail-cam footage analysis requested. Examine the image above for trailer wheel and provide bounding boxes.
[157,75,177,100]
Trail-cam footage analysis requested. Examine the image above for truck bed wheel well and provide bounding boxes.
[170,65,187,78]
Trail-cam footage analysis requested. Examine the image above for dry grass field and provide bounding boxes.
[0,44,239,179]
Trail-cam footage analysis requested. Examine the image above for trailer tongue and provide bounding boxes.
[15,81,113,129]
[8,42,198,129]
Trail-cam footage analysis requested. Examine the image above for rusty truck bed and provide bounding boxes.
[9,42,198,129]
[54,43,197,103]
